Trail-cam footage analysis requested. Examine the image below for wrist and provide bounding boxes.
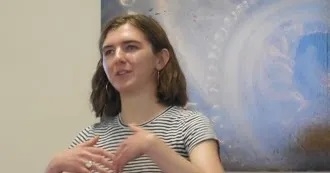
[46,155,62,173]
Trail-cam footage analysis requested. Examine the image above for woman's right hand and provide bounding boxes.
[46,136,114,173]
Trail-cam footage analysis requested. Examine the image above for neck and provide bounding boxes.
[119,86,167,125]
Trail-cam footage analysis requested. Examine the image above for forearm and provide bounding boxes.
[146,136,201,173]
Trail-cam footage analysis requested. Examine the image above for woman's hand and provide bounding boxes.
[46,136,114,173]
[112,124,156,173]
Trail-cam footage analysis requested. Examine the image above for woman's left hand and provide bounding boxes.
[112,124,156,173]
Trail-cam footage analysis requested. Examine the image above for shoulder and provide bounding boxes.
[83,115,118,132]
[69,116,118,148]
[170,106,211,124]
[170,106,218,153]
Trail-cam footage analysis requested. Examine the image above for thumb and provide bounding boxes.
[77,136,99,147]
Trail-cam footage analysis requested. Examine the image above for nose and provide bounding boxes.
[114,48,126,63]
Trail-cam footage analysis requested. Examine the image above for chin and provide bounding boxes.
[113,83,135,94]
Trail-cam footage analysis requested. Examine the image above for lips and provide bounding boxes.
[115,70,131,76]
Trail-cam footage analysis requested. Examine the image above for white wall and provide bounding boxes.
[0,0,100,172]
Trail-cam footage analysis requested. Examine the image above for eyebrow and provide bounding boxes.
[102,40,141,51]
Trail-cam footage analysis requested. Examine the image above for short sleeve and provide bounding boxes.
[182,111,219,154]
[68,125,95,149]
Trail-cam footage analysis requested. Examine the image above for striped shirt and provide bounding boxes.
[70,106,219,173]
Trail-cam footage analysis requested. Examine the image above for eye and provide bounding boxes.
[103,49,115,56]
[125,45,138,52]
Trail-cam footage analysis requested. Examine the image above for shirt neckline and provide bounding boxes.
[117,106,174,127]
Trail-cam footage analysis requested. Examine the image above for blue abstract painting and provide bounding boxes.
[101,0,330,171]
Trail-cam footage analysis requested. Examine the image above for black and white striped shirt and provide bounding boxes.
[70,106,218,173]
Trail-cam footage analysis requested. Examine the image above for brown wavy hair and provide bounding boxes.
[90,14,188,119]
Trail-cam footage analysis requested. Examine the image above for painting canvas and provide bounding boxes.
[101,0,330,171]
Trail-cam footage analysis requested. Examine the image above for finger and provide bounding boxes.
[114,142,127,158]
[74,159,96,173]
[77,136,99,147]
[90,162,112,173]
[90,153,114,170]
[128,123,141,132]
[86,147,115,160]
[75,167,91,173]
[78,149,114,170]
[114,147,128,173]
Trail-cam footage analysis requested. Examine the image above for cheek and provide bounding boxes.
[135,62,154,77]
[134,55,156,70]
[102,59,113,77]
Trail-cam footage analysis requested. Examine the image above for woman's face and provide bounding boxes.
[101,23,160,94]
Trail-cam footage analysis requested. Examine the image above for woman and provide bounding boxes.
[45,14,224,173]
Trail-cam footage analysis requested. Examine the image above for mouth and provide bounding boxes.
[115,70,131,76]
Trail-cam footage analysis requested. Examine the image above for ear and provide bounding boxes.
[155,48,170,71]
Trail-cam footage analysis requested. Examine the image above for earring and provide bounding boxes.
[157,71,160,85]
[105,82,110,96]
